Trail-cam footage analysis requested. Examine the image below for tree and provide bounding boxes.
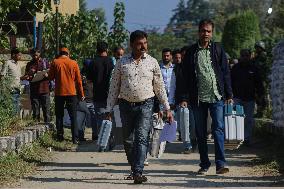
[222,10,261,58]
[166,0,214,44]
[0,0,51,48]
[42,10,108,62]
[79,0,87,12]
[147,32,187,60]
[107,2,128,52]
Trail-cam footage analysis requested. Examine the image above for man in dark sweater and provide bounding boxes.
[21,49,50,122]
[88,41,114,138]
[231,49,264,146]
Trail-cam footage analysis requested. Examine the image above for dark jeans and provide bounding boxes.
[30,93,51,122]
[55,96,78,142]
[86,102,98,139]
[77,100,89,139]
[11,89,20,116]
[192,100,226,170]
[119,98,154,175]
[94,101,107,132]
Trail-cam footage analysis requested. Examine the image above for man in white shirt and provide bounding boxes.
[160,48,176,108]
[0,48,22,115]
[106,30,173,184]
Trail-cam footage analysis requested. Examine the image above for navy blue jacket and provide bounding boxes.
[180,42,233,105]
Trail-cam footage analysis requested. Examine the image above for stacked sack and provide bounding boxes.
[270,40,284,128]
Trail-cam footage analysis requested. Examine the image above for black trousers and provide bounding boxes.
[30,93,51,122]
[55,95,78,142]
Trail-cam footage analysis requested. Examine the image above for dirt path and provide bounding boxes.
[17,134,283,189]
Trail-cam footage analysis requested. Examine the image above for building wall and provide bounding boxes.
[36,0,79,23]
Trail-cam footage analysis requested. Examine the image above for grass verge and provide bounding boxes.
[251,119,284,176]
[0,129,74,186]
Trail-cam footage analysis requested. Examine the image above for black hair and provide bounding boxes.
[30,48,40,55]
[113,46,124,53]
[130,30,148,43]
[172,49,181,56]
[162,48,172,54]
[11,47,20,56]
[199,19,214,31]
[181,45,190,52]
[59,51,69,56]
[96,41,108,54]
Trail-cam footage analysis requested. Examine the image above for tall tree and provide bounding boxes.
[166,0,214,44]
[107,2,128,51]
[79,0,87,12]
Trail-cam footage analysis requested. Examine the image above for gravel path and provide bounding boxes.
[17,134,283,189]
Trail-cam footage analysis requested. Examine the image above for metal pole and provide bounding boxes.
[33,0,37,48]
[55,6,59,56]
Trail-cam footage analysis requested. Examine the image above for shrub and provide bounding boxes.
[222,10,261,58]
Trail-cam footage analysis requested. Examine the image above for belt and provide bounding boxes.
[120,97,153,107]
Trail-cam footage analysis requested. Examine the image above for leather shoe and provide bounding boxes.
[133,174,147,184]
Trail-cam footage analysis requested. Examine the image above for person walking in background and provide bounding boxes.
[21,49,51,122]
[81,59,98,141]
[173,49,197,154]
[253,41,269,118]
[231,49,265,146]
[87,41,114,139]
[1,47,22,116]
[48,47,85,144]
[160,48,176,109]
[112,46,125,66]
[106,30,173,184]
[180,19,233,175]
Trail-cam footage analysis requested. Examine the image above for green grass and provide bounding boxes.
[0,129,74,186]
[39,130,76,151]
[251,119,284,175]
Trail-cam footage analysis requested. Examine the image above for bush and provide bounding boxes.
[0,74,14,136]
[222,10,261,58]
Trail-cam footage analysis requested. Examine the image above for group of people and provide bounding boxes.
[0,18,268,184]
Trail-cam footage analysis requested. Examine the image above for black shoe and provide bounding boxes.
[197,168,209,175]
[98,147,106,152]
[183,148,192,154]
[133,174,147,184]
[216,166,229,174]
[92,136,98,141]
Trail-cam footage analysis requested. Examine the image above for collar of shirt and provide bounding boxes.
[198,40,212,50]
[130,53,147,60]
[160,62,175,69]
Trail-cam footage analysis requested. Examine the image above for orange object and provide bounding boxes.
[48,56,84,97]
[60,47,70,54]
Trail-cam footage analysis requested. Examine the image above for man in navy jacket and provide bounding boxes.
[180,19,233,175]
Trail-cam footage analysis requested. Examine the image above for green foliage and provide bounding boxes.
[0,153,33,185]
[166,0,214,44]
[42,2,128,63]
[42,10,108,63]
[147,32,187,60]
[0,0,51,48]
[108,2,128,51]
[39,131,75,151]
[222,10,261,58]
[0,74,14,136]
[79,0,87,12]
